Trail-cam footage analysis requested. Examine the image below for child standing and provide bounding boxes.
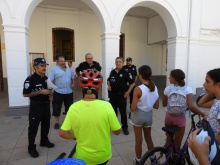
[130,65,159,164]
[163,69,206,150]
[197,68,220,144]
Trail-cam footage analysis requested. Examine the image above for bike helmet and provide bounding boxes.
[47,158,86,165]
[78,69,103,94]
[188,119,220,165]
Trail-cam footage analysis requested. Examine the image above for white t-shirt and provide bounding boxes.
[164,85,193,97]
[137,84,159,112]
[69,65,75,76]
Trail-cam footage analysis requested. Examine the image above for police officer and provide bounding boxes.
[23,58,54,158]
[107,57,135,135]
[123,57,137,106]
[75,53,102,98]
[75,53,102,77]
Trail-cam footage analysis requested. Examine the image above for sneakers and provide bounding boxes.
[40,141,55,148]
[54,123,60,130]
[150,155,157,165]
[28,144,39,158]
[123,129,129,135]
[133,158,140,165]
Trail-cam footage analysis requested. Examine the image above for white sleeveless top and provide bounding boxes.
[137,84,159,112]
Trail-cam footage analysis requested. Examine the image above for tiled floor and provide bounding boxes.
[0,91,209,165]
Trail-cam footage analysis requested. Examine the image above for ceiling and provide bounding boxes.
[39,0,157,19]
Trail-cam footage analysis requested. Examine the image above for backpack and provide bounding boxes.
[167,86,187,115]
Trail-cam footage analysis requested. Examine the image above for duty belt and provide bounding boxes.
[30,100,50,104]
[111,91,126,95]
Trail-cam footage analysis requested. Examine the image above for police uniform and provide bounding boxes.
[123,64,137,105]
[108,68,134,132]
[76,61,101,98]
[75,61,102,73]
[23,59,53,157]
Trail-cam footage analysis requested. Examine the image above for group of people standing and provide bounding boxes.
[23,53,102,158]
[22,53,220,165]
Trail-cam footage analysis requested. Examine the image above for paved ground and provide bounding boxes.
[0,90,209,165]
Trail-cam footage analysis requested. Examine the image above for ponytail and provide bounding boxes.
[179,79,185,87]
[148,79,155,92]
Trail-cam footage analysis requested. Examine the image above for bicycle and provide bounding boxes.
[138,113,201,165]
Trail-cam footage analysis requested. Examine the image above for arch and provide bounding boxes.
[114,0,181,38]
[0,0,11,25]
[23,0,106,33]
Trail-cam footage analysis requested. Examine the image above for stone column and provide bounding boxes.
[101,32,120,100]
[4,25,30,108]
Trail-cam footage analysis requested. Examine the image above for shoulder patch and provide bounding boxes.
[24,83,30,89]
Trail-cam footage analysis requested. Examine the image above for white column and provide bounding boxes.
[101,32,120,100]
[166,37,187,85]
[4,25,30,108]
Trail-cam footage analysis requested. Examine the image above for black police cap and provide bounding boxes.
[126,57,132,61]
[33,58,49,66]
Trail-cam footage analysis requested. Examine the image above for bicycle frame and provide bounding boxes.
[163,113,200,164]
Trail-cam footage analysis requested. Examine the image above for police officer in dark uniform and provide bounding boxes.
[107,57,135,135]
[76,53,102,98]
[23,58,54,158]
[123,57,137,106]
[75,53,101,77]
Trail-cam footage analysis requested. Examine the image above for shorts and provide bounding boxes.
[165,112,186,127]
[52,91,73,116]
[130,108,152,127]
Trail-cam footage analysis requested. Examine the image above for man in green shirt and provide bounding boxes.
[59,69,121,165]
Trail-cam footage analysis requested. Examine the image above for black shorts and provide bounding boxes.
[52,91,73,116]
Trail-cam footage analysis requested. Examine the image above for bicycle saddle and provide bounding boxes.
[162,125,178,136]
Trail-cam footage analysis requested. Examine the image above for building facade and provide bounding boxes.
[0,0,220,109]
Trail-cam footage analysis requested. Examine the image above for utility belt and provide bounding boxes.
[30,100,50,105]
[110,91,126,95]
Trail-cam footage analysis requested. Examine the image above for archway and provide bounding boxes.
[25,0,106,99]
[116,0,182,98]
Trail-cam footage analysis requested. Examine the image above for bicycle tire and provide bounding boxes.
[139,147,170,165]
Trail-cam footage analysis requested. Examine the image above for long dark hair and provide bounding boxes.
[170,69,185,87]
[207,68,220,83]
[138,65,155,92]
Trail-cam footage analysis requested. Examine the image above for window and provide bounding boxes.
[119,33,125,59]
[52,28,75,61]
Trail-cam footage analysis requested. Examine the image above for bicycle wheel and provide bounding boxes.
[139,147,170,165]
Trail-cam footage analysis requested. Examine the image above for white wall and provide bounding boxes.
[29,6,102,74]
[121,15,167,75]
[148,15,167,44]
[191,0,220,88]
[0,16,6,78]
[28,6,168,76]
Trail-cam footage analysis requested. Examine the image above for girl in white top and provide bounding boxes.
[130,65,159,164]
[163,69,206,151]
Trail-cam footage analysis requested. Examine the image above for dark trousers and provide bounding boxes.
[109,92,128,130]
[52,91,73,116]
[28,101,51,150]
[129,86,135,105]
